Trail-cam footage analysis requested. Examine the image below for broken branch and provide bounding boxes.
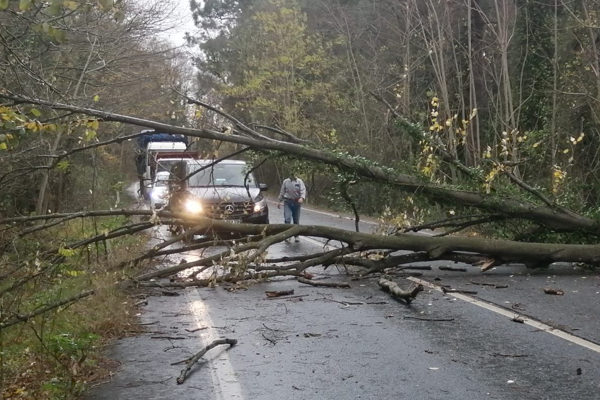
[176,338,238,384]
[297,277,351,288]
[378,278,424,304]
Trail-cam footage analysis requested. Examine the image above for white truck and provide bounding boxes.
[135,130,190,200]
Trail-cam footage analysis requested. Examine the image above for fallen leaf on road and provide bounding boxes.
[428,367,439,371]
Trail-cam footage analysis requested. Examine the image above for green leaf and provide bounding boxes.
[0,0,8,10]
[46,0,63,17]
[42,22,51,33]
[19,0,32,11]
[30,108,41,117]
[56,160,70,170]
[53,29,67,43]
[93,94,99,102]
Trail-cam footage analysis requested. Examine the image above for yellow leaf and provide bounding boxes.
[93,94,100,102]
[532,141,542,148]
[563,149,570,154]
[87,119,99,130]
[30,108,41,117]
[0,142,7,150]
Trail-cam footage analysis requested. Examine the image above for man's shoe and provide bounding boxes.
[295,237,300,243]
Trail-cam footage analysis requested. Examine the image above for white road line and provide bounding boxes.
[298,234,600,354]
[186,289,245,400]
[407,277,600,355]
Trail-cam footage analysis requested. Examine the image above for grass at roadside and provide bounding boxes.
[1,214,147,400]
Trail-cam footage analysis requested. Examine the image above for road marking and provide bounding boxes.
[186,289,245,399]
[297,234,600,354]
[407,277,600,355]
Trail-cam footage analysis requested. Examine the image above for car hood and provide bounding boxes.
[187,186,260,203]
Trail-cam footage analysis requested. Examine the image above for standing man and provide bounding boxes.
[278,171,307,243]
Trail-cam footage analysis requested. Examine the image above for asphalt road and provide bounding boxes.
[87,199,600,400]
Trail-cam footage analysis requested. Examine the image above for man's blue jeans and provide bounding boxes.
[283,199,301,225]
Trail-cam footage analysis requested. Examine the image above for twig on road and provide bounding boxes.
[151,336,186,340]
[403,316,455,322]
[185,327,208,333]
[442,287,478,295]
[297,277,350,288]
[321,297,365,306]
[470,280,508,289]
[176,338,238,384]
[265,289,294,298]
[267,294,309,300]
[492,353,529,358]
[543,287,564,295]
[439,266,467,272]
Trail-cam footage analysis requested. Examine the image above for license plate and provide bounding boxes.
[226,219,241,224]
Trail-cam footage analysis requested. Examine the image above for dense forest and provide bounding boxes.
[3,0,600,398]
[190,0,600,230]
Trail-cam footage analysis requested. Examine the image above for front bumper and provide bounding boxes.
[181,207,269,227]
[239,208,269,224]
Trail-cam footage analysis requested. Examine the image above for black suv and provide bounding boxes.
[177,159,269,224]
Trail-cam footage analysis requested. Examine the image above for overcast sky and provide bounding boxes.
[166,0,198,47]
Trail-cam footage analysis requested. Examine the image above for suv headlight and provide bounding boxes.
[185,199,203,213]
[253,197,267,213]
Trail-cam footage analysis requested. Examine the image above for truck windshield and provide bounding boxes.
[187,164,257,188]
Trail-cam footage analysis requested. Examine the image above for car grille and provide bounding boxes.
[208,202,254,219]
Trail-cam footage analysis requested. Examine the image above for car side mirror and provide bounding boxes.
[259,183,268,191]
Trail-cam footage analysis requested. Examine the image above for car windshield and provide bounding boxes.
[154,175,169,187]
[156,159,183,174]
[187,163,257,188]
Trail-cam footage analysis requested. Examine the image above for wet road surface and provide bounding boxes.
[87,198,600,399]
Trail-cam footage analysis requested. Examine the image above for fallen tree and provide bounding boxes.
[4,210,600,293]
[2,93,600,236]
[3,92,600,332]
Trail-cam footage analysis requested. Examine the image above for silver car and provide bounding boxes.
[149,171,170,209]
